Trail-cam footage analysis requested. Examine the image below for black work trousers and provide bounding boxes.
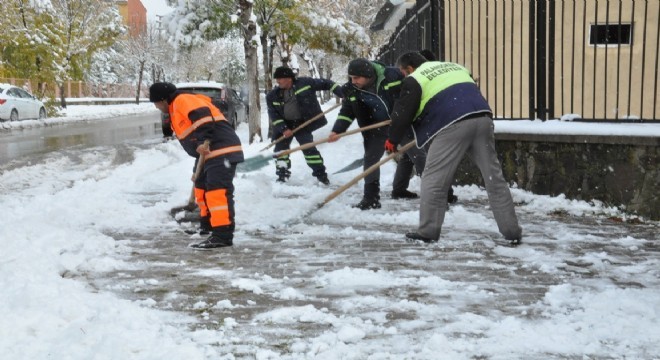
[362,129,388,201]
[273,128,326,178]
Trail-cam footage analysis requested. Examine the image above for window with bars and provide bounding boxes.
[589,24,633,46]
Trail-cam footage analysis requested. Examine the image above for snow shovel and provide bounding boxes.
[259,103,341,152]
[237,120,392,173]
[283,141,416,224]
[169,140,209,216]
[319,140,416,208]
[333,157,364,174]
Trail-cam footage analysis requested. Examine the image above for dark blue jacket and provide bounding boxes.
[331,61,403,136]
[266,77,343,139]
[389,66,491,147]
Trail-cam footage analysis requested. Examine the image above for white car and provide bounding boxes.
[0,83,47,121]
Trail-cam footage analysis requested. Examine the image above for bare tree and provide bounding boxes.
[254,0,293,92]
[118,24,165,103]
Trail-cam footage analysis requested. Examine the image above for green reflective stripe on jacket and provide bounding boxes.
[273,119,285,126]
[349,96,357,101]
[337,115,353,123]
[383,80,401,90]
[295,85,311,95]
[331,84,339,92]
[411,61,475,119]
[272,102,282,106]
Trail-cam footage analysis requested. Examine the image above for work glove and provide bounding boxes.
[384,139,397,154]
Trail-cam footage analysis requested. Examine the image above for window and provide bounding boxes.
[589,24,633,46]
[16,88,32,98]
[7,88,21,97]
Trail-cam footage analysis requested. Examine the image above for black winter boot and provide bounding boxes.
[190,234,233,250]
[276,168,291,183]
[405,232,435,243]
[199,216,211,235]
[448,187,458,204]
[316,173,330,185]
[391,189,419,199]
[353,197,381,210]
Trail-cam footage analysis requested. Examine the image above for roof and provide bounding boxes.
[175,81,226,90]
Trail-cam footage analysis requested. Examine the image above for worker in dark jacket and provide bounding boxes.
[266,66,343,184]
[386,52,522,244]
[327,58,425,209]
[149,82,244,249]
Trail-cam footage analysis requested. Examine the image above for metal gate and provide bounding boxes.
[376,0,659,122]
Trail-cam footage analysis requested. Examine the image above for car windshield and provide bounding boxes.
[179,87,222,99]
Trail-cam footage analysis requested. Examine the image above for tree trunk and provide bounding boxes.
[259,30,273,140]
[238,0,262,144]
[136,61,145,104]
[58,83,67,108]
[277,32,293,68]
[260,32,272,91]
[318,59,329,103]
[266,34,278,140]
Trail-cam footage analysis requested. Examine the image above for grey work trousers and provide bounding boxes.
[418,115,522,241]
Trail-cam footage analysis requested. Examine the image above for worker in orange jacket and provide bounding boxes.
[149,82,244,249]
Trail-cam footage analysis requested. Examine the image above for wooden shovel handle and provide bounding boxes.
[321,141,416,207]
[187,140,210,206]
[260,103,342,151]
[273,120,392,159]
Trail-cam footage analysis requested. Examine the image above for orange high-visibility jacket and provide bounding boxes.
[168,92,244,163]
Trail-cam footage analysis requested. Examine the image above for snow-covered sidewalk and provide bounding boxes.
[0,102,658,359]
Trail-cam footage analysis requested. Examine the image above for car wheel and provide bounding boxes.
[39,107,47,119]
[10,109,18,122]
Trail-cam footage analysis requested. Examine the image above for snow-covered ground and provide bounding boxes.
[1,101,659,359]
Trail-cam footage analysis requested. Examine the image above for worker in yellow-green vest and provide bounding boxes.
[386,52,523,245]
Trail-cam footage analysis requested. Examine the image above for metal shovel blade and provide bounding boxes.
[237,154,273,173]
[333,157,364,174]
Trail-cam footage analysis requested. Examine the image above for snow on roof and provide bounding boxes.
[175,81,226,89]
[370,0,416,31]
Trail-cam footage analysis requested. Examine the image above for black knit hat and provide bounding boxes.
[348,58,375,78]
[419,49,437,61]
[149,82,176,102]
[273,66,296,79]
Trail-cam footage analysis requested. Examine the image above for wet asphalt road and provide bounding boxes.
[0,112,162,167]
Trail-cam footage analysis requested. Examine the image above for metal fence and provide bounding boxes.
[376,0,660,122]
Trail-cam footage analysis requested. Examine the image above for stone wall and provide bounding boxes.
[453,132,660,220]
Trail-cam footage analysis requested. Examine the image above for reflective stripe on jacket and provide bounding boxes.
[266,77,343,139]
[332,61,403,135]
[168,92,244,163]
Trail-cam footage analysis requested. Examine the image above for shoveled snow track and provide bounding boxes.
[89,193,660,358]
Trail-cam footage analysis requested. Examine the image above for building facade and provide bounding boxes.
[115,0,147,37]
[374,0,659,122]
